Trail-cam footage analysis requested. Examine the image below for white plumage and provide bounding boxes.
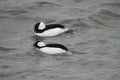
[39,47,67,55]
[34,28,68,37]
[34,41,72,55]
[34,22,69,37]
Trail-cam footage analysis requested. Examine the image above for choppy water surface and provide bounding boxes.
[0,0,120,80]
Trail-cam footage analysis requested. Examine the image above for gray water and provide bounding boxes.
[0,0,120,80]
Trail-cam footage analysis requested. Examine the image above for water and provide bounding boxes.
[0,0,120,80]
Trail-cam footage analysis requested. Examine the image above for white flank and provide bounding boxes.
[40,47,67,55]
[34,28,69,37]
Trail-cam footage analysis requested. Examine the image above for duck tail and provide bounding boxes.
[64,28,69,32]
[67,51,72,55]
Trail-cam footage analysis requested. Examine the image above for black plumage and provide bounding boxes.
[46,44,68,51]
[34,41,68,51]
[33,41,44,48]
[34,22,65,33]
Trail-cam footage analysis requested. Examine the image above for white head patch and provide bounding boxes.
[38,42,46,47]
[38,22,46,30]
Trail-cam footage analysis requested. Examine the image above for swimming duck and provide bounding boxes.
[34,41,72,55]
[34,22,69,37]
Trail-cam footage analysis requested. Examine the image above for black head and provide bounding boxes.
[33,41,39,48]
[34,22,40,32]
[33,41,46,49]
[34,22,46,33]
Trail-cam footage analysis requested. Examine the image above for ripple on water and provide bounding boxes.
[0,46,16,52]
[103,2,120,8]
[24,1,62,10]
[0,0,120,80]
[87,9,120,29]
[0,1,62,20]
[97,9,120,19]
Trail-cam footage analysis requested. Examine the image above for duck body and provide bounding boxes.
[34,41,72,55]
[34,22,69,37]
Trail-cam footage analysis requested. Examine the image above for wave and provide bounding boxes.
[0,46,16,52]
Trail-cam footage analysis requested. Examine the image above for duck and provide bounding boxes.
[33,41,72,55]
[34,22,69,37]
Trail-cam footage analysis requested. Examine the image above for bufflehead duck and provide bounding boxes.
[33,41,72,55]
[34,22,69,37]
